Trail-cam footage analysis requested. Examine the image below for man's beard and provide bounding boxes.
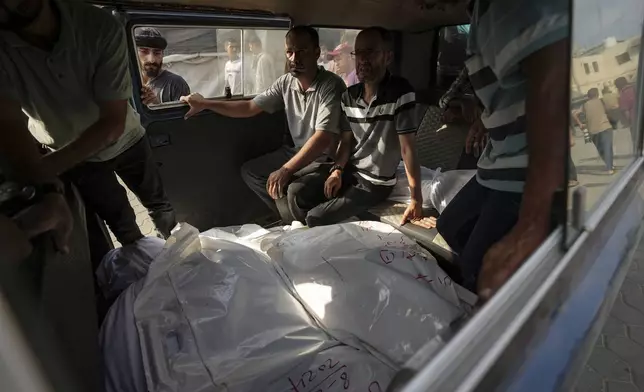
[0,3,41,30]
[143,63,161,78]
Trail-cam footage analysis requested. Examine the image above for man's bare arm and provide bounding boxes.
[333,131,354,169]
[283,131,335,173]
[41,99,128,175]
[519,38,569,227]
[0,99,58,184]
[181,94,264,119]
[399,133,422,203]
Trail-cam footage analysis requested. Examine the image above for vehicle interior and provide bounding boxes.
[3,0,644,391]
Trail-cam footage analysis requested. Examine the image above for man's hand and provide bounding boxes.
[400,199,424,225]
[180,93,207,119]
[324,170,342,199]
[13,193,73,254]
[141,86,160,106]
[442,107,459,123]
[267,167,292,199]
[477,220,549,301]
[465,117,488,157]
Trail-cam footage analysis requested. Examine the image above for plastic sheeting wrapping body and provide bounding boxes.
[128,222,475,392]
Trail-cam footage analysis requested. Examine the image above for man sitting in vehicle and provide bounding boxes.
[180,26,346,218]
[135,27,190,105]
[436,0,569,299]
[286,27,424,227]
[0,0,177,243]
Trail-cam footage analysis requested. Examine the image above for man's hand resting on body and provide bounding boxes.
[324,170,342,199]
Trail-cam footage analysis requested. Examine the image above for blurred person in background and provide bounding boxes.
[329,43,358,87]
[573,88,615,175]
[224,37,242,94]
[601,86,621,130]
[615,76,637,151]
[248,35,277,94]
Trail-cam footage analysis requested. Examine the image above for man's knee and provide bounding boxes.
[305,213,324,228]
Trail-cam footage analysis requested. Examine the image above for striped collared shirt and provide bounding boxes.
[467,0,569,192]
[340,73,420,185]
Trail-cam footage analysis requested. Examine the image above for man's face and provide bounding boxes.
[333,52,353,74]
[249,41,260,54]
[0,0,43,30]
[226,41,240,60]
[285,33,320,76]
[137,47,164,78]
[354,30,391,83]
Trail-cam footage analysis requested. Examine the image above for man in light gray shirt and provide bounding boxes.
[181,25,346,218]
[0,0,176,243]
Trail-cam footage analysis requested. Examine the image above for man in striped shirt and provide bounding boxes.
[287,27,424,227]
[436,0,569,299]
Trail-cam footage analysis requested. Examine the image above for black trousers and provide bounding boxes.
[240,146,331,221]
[63,135,176,244]
[436,177,523,292]
[287,164,393,227]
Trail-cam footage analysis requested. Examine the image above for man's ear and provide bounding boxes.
[315,47,321,59]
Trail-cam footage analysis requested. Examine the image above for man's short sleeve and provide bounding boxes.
[168,76,191,102]
[488,0,569,79]
[395,80,419,134]
[252,76,285,113]
[315,77,346,134]
[93,13,132,102]
[339,93,352,133]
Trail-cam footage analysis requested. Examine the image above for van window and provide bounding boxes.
[436,24,470,89]
[316,28,361,87]
[132,26,289,109]
[569,0,642,214]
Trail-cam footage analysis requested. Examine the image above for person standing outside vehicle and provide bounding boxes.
[573,88,615,175]
[615,76,637,150]
[135,27,190,105]
[329,43,359,87]
[601,86,621,130]
[0,0,177,243]
[180,26,346,217]
[248,35,277,94]
[287,27,425,227]
[224,37,243,95]
[436,0,570,299]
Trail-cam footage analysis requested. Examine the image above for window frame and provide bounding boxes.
[117,8,291,123]
[434,23,471,90]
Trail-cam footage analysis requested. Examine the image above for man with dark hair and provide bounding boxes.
[0,0,177,243]
[181,26,346,218]
[573,88,614,174]
[135,27,190,105]
[248,35,277,94]
[286,27,425,227]
[224,37,242,95]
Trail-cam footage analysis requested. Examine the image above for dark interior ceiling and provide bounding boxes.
[96,0,469,31]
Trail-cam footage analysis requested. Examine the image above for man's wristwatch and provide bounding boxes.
[329,164,344,174]
[0,181,63,218]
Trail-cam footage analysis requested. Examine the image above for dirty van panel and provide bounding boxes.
[145,112,286,230]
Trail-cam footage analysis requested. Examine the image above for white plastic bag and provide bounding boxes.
[428,170,476,214]
[133,224,394,392]
[264,222,474,365]
[95,236,166,300]
[388,163,437,208]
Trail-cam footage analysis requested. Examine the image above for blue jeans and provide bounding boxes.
[591,129,614,170]
[436,177,522,292]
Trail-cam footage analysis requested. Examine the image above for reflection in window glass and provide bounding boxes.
[132,26,288,108]
[569,0,642,213]
[317,28,361,87]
